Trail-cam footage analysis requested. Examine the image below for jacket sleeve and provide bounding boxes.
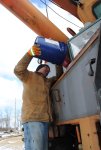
[14,53,33,82]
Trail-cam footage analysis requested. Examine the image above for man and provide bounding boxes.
[14,45,56,150]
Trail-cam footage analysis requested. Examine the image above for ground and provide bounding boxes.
[0,135,24,150]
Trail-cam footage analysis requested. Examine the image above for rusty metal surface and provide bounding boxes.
[51,0,78,18]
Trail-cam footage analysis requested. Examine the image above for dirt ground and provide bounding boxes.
[0,135,24,150]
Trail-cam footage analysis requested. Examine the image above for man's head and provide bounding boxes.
[36,64,50,77]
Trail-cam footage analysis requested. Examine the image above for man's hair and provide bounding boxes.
[36,64,50,72]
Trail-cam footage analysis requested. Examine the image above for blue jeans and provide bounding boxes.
[23,122,49,150]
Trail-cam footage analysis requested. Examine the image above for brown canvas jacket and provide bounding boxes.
[14,53,56,123]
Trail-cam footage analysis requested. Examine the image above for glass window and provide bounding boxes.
[92,1,101,19]
[67,18,101,59]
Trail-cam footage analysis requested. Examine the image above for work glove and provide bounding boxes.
[28,45,41,56]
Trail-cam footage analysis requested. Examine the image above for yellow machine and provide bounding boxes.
[0,0,101,149]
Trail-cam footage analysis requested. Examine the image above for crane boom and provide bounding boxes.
[0,0,68,43]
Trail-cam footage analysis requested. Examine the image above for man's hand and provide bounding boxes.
[28,45,41,56]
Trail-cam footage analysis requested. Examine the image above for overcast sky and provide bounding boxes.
[0,0,83,116]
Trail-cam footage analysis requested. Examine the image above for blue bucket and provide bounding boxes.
[34,36,68,65]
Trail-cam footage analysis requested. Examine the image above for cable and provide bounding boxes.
[44,0,49,18]
[40,0,82,28]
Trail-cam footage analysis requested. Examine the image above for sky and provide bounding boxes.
[0,0,83,118]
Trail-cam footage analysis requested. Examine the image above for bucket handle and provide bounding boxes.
[37,59,43,64]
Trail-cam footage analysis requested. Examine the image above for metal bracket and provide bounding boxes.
[52,89,61,102]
